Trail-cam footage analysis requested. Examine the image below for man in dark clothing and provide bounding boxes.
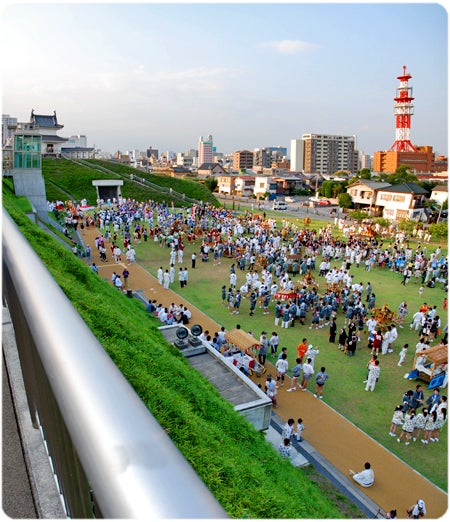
[411,384,425,411]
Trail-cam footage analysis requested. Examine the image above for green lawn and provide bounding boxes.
[128,214,448,491]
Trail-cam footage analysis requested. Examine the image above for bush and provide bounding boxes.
[429,222,448,238]
[397,218,415,234]
[338,192,352,209]
[374,217,390,227]
[348,209,371,222]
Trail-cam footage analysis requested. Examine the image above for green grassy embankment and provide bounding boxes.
[42,158,219,207]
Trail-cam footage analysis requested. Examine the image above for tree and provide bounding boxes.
[338,192,352,209]
[429,222,448,238]
[204,177,218,193]
[397,218,415,234]
[332,182,346,197]
[320,181,334,198]
[359,168,372,179]
[387,164,418,185]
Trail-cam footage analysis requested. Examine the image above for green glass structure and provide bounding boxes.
[14,134,41,169]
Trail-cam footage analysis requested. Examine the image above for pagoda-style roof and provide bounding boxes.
[41,134,68,143]
[30,110,64,130]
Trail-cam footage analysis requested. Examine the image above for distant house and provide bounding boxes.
[197,163,227,179]
[346,181,391,209]
[430,184,448,206]
[272,175,308,195]
[234,176,255,197]
[254,176,276,198]
[216,174,237,195]
[375,183,429,221]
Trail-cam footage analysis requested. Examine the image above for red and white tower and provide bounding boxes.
[390,65,418,152]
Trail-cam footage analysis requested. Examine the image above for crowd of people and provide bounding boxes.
[58,196,446,514]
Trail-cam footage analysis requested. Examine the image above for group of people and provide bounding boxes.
[57,197,446,517]
[145,300,193,326]
[390,386,448,446]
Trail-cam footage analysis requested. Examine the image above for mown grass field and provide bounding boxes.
[130,213,448,491]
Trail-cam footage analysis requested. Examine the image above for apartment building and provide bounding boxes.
[233,150,254,170]
[253,148,271,169]
[301,133,359,175]
[198,135,214,165]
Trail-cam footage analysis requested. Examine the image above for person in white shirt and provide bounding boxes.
[275,354,289,386]
[365,360,381,391]
[349,462,374,487]
[410,311,424,331]
[300,358,315,391]
[407,499,426,518]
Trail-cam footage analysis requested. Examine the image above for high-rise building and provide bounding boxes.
[301,133,358,175]
[198,134,213,165]
[146,146,159,159]
[253,148,271,169]
[290,139,303,171]
[233,150,254,170]
[2,114,18,148]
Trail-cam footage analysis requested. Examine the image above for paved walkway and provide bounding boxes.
[80,224,447,519]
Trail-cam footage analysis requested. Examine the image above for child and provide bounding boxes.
[281,418,295,439]
[421,410,437,444]
[338,328,348,351]
[418,286,424,298]
[287,358,302,392]
[295,418,305,442]
[275,353,289,386]
[389,405,404,437]
[397,411,416,445]
[278,438,291,459]
[269,332,279,356]
[412,408,429,442]
[221,285,226,305]
[398,344,408,366]
[265,374,277,408]
[431,407,447,442]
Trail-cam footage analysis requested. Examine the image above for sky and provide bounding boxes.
[1,1,448,157]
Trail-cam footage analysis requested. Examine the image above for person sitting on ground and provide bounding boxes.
[349,462,374,487]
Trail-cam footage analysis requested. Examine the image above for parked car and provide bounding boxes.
[272,201,288,211]
[309,197,331,206]
[285,197,295,203]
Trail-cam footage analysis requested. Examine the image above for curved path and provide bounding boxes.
[80,225,447,518]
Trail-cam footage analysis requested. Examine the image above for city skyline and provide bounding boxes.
[1,2,448,157]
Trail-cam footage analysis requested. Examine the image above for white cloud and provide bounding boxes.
[258,39,317,54]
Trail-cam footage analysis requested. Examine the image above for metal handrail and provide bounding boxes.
[2,209,227,519]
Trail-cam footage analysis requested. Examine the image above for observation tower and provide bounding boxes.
[390,65,418,152]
